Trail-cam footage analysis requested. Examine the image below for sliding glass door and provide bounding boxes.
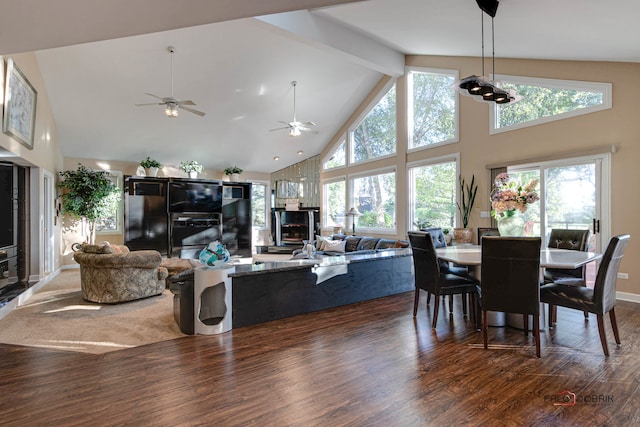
[508,154,608,254]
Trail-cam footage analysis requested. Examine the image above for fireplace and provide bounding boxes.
[272,208,319,247]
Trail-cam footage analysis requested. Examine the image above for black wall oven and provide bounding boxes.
[170,213,222,258]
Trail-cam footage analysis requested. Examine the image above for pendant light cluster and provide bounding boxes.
[455,0,521,105]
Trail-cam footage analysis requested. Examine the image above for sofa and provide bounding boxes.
[73,242,168,303]
[293,234,409,257]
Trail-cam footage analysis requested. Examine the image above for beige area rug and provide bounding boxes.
[0,270,185,354]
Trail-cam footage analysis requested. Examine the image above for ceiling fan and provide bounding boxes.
[135,46,205,118]
[270,81,316,136]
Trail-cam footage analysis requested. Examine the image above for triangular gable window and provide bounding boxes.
[323,138,346,170]
[490,75,612,134]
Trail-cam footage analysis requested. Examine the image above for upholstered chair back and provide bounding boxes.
[421,227,447,248]
[548,229,590,251]
[407,231,440,294]
[481,237,542,315]
[546,229,590,281]
[594,235,630,314]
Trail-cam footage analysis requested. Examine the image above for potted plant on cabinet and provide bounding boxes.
[58,164,121,244]
[454,174,477,244]
[224,166,243,182]
[140,157,162,177]
[180,160,203,178]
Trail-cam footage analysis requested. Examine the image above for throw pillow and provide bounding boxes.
[105,243,130,254]
[80,242,110,254]
[393,240,410,248]
[315,235,329,250]
[320,239,346,253]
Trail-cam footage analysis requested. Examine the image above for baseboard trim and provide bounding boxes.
[0,269,61,321]
[617,291,640,304]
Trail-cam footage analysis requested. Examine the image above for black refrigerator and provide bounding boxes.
[124,177,169,255]
[221,182,252,257]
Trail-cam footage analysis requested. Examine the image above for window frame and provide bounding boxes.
[322,135,347,171]
[249,180,270,230]
[321,176,346,231]
[95,169,123,235]
[406,66,460,153]
[406,153,460,232]
[348,166,397,235]
[349,79,397,166]
[489,74,612,135]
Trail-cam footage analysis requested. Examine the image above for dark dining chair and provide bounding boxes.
[420,227,472,308]
[422,227,469,276]
[480,236,542,357]
[540,234,630,356]
[544,228,591,323]
[477,227,500,245]
[544,228,591,285]
[408,231,478,329]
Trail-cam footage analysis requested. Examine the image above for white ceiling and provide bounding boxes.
[5,0,640,173]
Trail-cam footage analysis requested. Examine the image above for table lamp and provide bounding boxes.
[346,207,361,235]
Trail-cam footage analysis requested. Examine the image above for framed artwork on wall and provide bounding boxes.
[0,57,4,110]
[3,58,37,149]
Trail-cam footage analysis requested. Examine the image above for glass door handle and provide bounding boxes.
[592,218,600,234]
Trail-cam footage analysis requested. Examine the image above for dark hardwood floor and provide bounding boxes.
[0,291,638,426]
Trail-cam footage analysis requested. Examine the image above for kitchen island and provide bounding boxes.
[229,249,413,328]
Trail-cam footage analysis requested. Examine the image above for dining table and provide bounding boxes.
[435,244,602,328]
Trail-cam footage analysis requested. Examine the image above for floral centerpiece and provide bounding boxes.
[490,173,539,236]
[180,160,203,175]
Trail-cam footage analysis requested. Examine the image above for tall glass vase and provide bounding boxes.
[496,210,525,236]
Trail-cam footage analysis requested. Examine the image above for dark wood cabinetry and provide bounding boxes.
[124,178,169,255]
[0,163,27,289]
[124,177,251,258]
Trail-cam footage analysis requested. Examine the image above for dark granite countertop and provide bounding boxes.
[229,248,411,278]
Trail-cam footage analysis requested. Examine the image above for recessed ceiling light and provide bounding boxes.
[273,156,280,161]
[297,150,303,155]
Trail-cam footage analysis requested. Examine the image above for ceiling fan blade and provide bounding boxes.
[179,105,206,117]
[269,126,289,132]
[135,102,164,106]
[177,100,196,106]
[277,121,292,127]
[298,127,319,134]
[144,93,165,100]
[301,121,316,127]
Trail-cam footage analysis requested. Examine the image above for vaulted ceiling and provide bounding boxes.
[2,0,639,173]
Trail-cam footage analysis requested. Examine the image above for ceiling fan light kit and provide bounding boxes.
[164,102,178,117]
[454,0,521,105]
[270,81,317,136]
[135,46,206,117]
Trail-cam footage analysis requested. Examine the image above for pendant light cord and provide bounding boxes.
[491,16,495,83]
[170,50,174,97]
[481,10,485,77]
[292,81,297,123]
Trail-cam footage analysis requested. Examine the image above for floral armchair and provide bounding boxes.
[73,242,168,303]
